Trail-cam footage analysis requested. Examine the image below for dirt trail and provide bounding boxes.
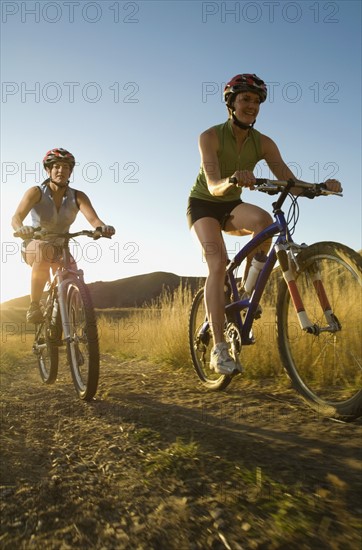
[1,353,361,549]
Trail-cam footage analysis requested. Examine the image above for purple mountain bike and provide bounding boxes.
[189,179,362,422]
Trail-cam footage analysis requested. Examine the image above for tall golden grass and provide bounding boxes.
[0,282,282,379]
[0,282,299,380]
[96,275,362,387]
[96,282,283,379]
[2,273,360,389]
[97,285,196,370]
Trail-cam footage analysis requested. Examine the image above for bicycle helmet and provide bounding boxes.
[224,74,267,107]
[43,148,75,171]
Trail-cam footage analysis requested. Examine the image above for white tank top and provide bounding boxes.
[31,181,79,235]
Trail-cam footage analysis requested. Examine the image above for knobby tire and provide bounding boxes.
[66,278,99,401]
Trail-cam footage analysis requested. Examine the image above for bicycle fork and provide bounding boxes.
[57,277,72,341]
[275,244,341,335]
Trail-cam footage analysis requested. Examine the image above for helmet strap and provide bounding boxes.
[232,112,255,130]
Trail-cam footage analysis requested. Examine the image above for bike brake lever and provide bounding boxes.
[315,183,343,197]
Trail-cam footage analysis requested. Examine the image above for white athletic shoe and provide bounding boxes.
[210,342,238,375]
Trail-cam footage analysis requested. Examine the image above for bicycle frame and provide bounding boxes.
[199,179,343,346]
[32,229,101,344]
[50,244,84,342]
[225,207,290,345]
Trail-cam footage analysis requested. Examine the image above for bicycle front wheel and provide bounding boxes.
[277,242,362,421]
[66,279,99,400]
[189,287,232,391]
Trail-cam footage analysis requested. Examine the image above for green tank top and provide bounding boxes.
[189,120,263,202]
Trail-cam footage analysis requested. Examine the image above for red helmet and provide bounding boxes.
[43,148,75,170]
[224,74,267,105]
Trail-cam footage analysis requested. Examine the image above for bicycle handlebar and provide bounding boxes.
[228,177,343,197]
[13,227,111,240]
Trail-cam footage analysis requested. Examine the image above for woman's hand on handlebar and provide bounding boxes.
[14,225,35,238]
[324,179,343,193]
[230,170,256,189]
[98,225,115,238]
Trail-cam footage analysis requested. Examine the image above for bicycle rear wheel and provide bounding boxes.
[277,242,362,421]
[189,287,233,390]
[35,316,58,384]
[66,279,99,400]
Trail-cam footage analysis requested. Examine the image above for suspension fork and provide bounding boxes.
[57,276,73,340]
[305,260,341,329]
[275,244,340,334]
[56,266,85,340]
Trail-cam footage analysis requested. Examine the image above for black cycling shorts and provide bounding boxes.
[186,197,243,229]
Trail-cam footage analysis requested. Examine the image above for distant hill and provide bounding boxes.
[88,272,204,308]
[0,272,205,310]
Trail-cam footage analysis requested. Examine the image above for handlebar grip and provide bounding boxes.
[92,227,102,240]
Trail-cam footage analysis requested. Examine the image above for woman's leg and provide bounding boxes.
[192,217,228,346]
[24,241,54,302]
[224,202,273,280]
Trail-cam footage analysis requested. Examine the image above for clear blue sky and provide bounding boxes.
[1,0,361,302]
